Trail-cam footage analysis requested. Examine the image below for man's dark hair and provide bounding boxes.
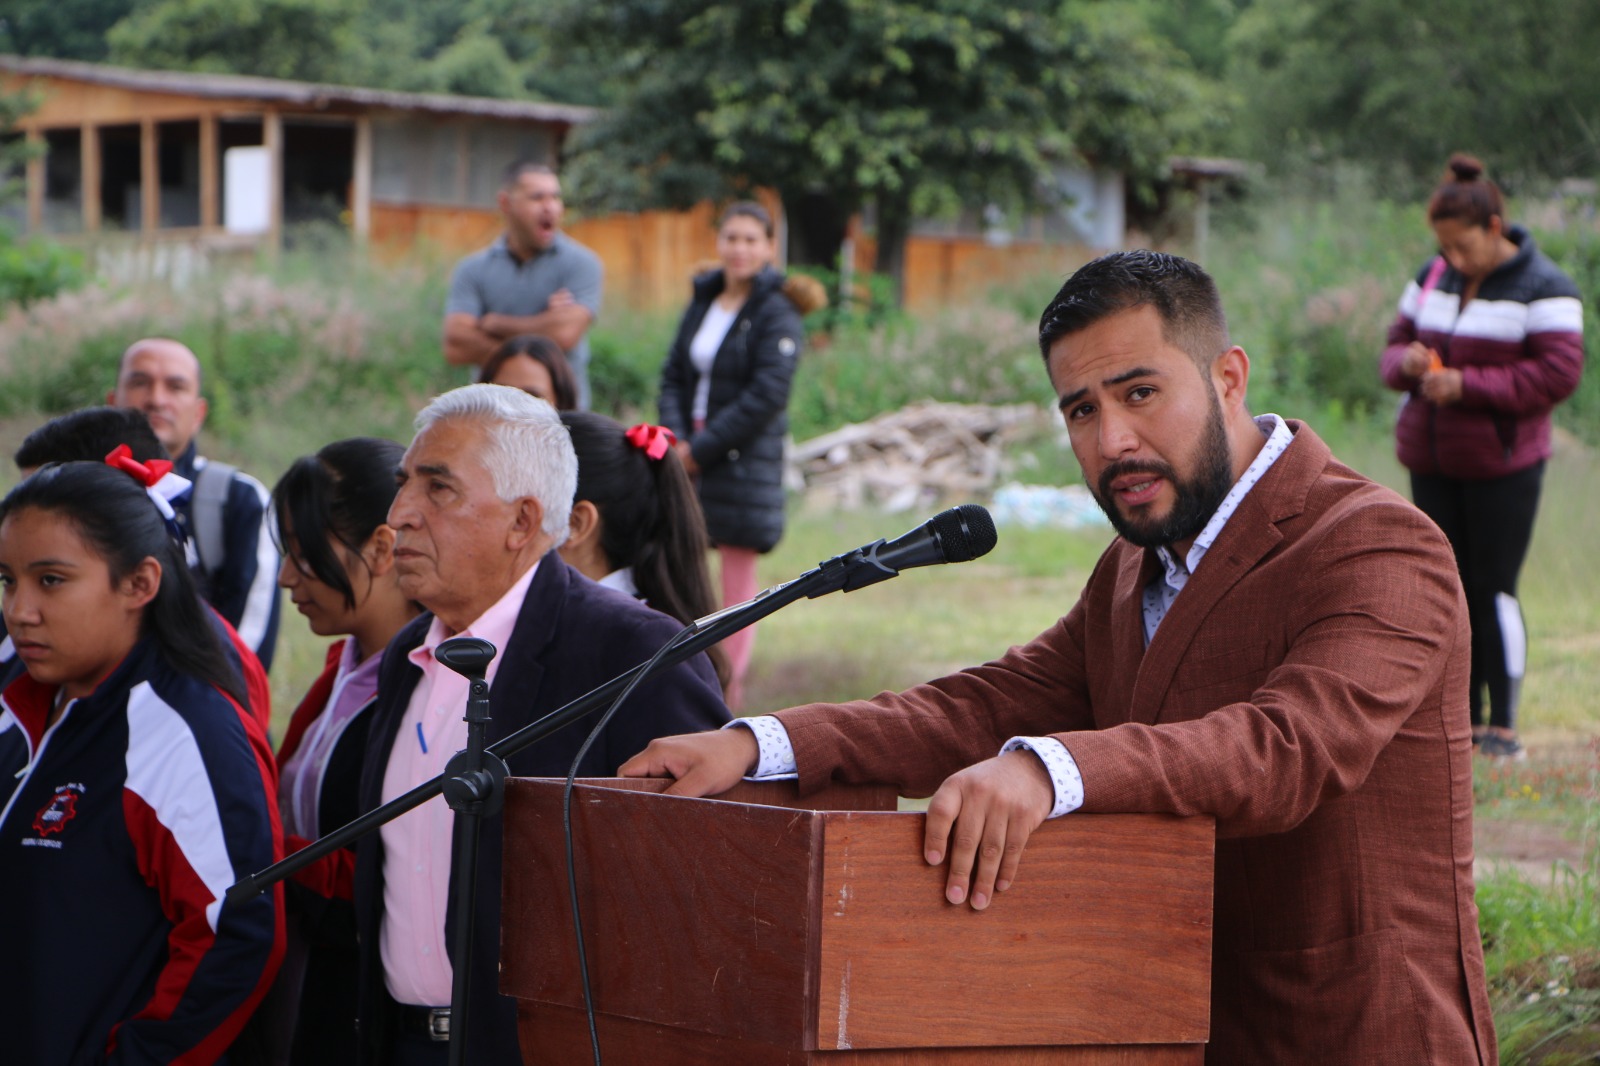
[1038,250,1229,367]
[502,160,556,188]
[14,407,169,470]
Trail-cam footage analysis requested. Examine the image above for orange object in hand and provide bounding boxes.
[1426,348,1444,372]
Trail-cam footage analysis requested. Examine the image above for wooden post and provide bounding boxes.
[81,123,101,233]
[455,123,471,204]
[25,129,44,234]
[352,115,372,241]
[1194,180,1211,265]
[199,114,219,230]
[263,110,283,252]
[140,117,159,235]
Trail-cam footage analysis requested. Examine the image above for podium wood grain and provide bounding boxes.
[501,778,1212,1064]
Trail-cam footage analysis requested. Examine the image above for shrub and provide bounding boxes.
[0,228,85,311]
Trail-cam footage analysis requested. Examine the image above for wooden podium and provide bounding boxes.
[501,778,1213,1064]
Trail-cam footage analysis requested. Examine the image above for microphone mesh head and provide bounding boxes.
[933,504,998,563]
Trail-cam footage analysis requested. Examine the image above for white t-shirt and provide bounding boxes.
[689,302,740,422]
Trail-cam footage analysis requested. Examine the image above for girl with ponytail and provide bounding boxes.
[0,460,283,1064]
[559,411,730,691]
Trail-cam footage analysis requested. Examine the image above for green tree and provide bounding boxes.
[1226,0,1600,185]
[1,87,40,212]
[543,0,1216,301]
[105,0,364,84]
[0,87,85,310]
[9,0,577,102]
[0,0,139,62]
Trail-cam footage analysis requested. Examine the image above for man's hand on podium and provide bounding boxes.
[924,750,1053,913]
[618,728,759,797]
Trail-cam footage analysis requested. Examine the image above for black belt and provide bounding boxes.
[394,1003,451,1041]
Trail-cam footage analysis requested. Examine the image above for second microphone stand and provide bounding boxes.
[432,636,507,1066]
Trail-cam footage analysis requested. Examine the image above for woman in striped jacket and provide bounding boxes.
[1380,153,1584,760]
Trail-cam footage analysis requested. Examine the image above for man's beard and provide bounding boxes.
[1089,396,1235,550]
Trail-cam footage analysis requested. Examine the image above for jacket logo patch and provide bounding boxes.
[32,783,86,838]
[778,337,797,357]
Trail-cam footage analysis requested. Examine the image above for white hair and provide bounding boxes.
[414,384,575,546]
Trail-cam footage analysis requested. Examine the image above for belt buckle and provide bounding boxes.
[428,1007,451,1041]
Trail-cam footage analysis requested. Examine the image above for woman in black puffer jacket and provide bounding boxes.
[658,201,812,708]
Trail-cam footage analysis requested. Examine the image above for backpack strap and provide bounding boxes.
[1417,255,1448,311]
[192,458,236,578]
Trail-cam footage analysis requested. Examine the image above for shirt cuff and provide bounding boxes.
[725,717,799,780]
[1000,736,1084,818]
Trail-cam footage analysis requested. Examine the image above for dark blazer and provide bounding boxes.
[352,554,729,1065]
[659,265,804,553]
[775,423,1497,1066]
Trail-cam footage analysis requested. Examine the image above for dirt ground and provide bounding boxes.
[1473,734,1598,887]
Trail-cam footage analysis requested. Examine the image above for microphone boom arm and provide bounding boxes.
[227,504,996,904]
[229,562,842,903]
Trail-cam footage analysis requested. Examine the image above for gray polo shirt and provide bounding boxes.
[446,231,604,408]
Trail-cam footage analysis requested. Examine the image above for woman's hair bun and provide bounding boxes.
[1447,153,1486,182]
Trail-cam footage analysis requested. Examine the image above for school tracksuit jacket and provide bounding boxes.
[0,637,283,1065]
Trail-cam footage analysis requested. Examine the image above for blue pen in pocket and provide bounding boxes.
[416,721,428,754]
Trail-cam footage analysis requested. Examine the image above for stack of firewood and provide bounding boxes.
[787,401,1046,511]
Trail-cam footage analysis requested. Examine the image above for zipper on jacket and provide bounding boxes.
[0,699,75,827]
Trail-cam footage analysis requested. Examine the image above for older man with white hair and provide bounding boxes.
[352,385,728,1066]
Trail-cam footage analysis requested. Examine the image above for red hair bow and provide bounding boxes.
[104,444,174,488]
[624,423,676,461]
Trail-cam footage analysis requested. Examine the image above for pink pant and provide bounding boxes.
[717,545,761,710]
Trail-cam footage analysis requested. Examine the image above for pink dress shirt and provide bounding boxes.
[379,561,538,1007]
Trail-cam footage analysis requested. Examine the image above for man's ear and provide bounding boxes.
[364,524,398,577]
[106,388,117,405]
[195,396,209,431]
[121,557,162,612]
[1213,345,1251,414]
[506,495,546,553]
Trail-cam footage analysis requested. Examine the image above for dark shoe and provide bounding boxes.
[1479,732,1527,761]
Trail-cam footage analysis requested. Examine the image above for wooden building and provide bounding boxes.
[0,55,593,248]
[1,56,1117,311]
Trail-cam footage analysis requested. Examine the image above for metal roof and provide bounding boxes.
[0,54,597,125]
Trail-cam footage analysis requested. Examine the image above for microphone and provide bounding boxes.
[814,504,998,594]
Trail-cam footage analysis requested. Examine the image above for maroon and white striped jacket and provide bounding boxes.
[1381,226,1583,479]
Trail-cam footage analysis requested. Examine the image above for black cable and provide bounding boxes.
[560,621,699,1066]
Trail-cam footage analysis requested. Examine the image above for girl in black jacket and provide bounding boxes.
[658,202,807,708]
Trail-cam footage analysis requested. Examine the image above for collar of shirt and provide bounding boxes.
[492,233,560,267]
[406,559,540,684]
[1154,413,1293,593]
[332,632,383,713]
[379,559,540,1005]
[597,566,638,599]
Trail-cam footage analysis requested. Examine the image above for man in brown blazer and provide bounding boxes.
[622,251,1497,1065]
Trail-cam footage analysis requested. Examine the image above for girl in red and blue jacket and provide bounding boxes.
[0,459,284,1065]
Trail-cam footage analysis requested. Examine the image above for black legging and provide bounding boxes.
[1410,461,1544,732]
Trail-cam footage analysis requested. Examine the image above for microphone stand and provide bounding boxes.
[227,541,896,1057]
[433,637,505,1066]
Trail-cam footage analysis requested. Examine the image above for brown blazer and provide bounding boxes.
[778,422,1497,1065]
